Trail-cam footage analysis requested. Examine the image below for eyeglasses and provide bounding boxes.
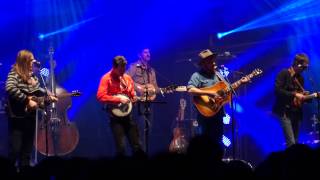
[299,64,309,70]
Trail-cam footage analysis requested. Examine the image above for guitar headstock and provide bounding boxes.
[162,85,178,93]
[179,98,187,110]
[251,68,263,76]
[71,90,82,97]
[237,68,263,85]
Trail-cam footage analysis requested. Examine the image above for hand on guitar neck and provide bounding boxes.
[25,90,81,112]
[135,83,187,101]
[26,95,58,112]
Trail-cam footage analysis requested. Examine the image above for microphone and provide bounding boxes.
[32,59,41,67]
[217,51,236,58]
[175,58,194,63]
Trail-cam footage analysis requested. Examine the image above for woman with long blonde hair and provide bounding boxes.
[5,49,57,174]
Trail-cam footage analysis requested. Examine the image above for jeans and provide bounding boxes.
[280,113,301,147]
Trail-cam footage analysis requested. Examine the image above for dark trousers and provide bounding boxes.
[8,116,36,169]
[280,113,301,147]
[109,113,143,156]
[197,110,224,147]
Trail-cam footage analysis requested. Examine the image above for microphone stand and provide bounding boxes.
[142,88,151,154]
[34,70,50,164]
[138,65,167,155]
[137,66,151,154]
[307,73,320,144]
[219,69,238,160]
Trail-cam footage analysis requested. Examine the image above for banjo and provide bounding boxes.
[107,94,133,117]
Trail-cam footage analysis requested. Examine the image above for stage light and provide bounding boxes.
[222,135,231,147]
[216,0,320,39]
[217,33,223,39]
[219,65,230,77]
[37,16,99,40]
[40,68,49,77]
[38,34,45,40]
[223,113,231,125]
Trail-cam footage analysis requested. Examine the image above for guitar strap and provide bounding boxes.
[216,71,231,88]
[119,76,128,90]
[293,77,304,92]
[288,67,304,92]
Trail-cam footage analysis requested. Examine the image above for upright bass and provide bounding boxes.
[36,47,80,156]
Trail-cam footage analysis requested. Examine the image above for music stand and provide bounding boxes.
[138,86,166,154]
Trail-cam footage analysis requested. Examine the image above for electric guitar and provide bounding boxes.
[291,76,320,107]
[293,91,320,108]
[193,69,263,117]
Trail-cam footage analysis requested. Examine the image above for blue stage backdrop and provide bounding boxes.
[1,0,319,166]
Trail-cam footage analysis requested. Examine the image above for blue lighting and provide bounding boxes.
[40,68,49,77]
[235,103,244,113]
[223,113,231,125]
[216,0,320,38]
[38,16,99,40]
[38,34,45,40]
[219,66,230,77]
[222,135,231,147]
[217,33,223,39]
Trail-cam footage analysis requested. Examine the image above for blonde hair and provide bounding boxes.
[14,50,34,82]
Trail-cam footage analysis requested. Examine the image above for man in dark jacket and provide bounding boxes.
[273,53,310,148]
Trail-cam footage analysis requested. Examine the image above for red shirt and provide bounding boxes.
[96,69,135,104]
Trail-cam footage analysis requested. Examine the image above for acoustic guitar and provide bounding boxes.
[25,89,81,112]
[169,98,188,153]
[135,83,186,101]
[7,89,81,117]
[193,69,263,117]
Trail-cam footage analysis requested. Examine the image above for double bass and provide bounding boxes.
[36,48,80,156]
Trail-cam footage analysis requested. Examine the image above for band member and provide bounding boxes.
[97,55,143,156]
[5,50,57,172]
[126,48,160,151]
[187,49,249,147]
[272,53,310,148]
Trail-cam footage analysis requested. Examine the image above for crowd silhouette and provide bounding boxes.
[0,135,319,179]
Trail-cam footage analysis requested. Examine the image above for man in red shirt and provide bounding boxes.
[97,55,143,156]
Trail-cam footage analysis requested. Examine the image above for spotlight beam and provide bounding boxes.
[217,0,320,39]
[38,16,99,40]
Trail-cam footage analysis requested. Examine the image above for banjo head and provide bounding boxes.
[110,94,132,117]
